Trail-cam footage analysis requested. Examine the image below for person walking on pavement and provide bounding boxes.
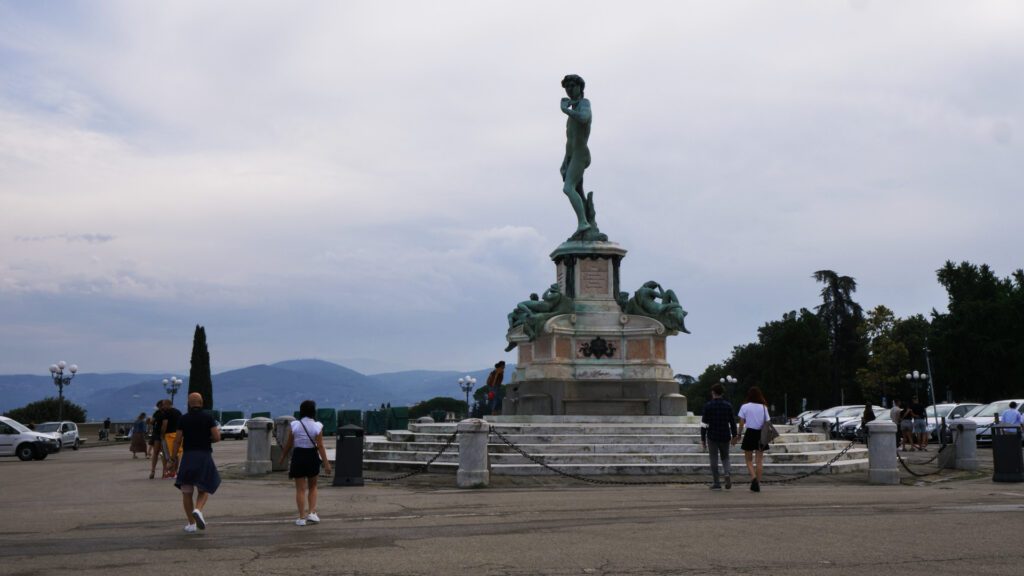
[701,383,739,490]
[278,400,332,526]
[737,386,771,492]
[908,395,928,451]
[161,398,183,478]
[169,392,221,533]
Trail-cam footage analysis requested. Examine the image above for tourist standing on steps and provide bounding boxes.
[487,361,505,415]
[279,400,332,526]
[169,392,221,533]
[737,386,771,492]
[700,382,739,490]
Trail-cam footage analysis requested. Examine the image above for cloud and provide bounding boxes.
[0,2,1022,375]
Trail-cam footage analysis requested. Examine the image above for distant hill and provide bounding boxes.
[0,360,508,422]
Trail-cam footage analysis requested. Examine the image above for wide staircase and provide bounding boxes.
[363,416,867,477]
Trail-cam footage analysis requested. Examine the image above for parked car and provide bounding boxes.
[924,403,981,441]
[788,410,820,427]
[838,407,890,441]
[220,419,249,440]
[34,421,82,450]
[0,416,61,460]
[800,405,864,436]
[958,400,1024,445]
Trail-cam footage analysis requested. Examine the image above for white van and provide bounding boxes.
[0,416,61,460]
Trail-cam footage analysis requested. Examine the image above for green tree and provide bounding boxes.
[4,397,87,424]
[930,262,1024,402]
[408,397,468,419]
[188,325,213,409]
[854,306,909,403]
[756,309,831,415]
[813,270,866,405]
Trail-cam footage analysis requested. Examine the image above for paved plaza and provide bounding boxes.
[2,439,1023,575]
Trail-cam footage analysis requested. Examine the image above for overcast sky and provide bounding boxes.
[1,1,1021,379]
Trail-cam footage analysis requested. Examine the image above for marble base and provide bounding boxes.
[505,240,687,417]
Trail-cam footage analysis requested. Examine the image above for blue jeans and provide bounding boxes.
[707,439,731,485]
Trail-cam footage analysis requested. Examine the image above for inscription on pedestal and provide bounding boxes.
[579,259,609,296]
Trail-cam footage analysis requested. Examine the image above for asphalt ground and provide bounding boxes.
[2,438,1023,576]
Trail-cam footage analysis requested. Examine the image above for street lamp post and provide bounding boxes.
[162,376,183,405]
[48,361,78,422]
[906,370,940,441]
[459,375,477,418]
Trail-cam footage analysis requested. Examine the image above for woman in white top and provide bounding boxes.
[278,400,332,526]
[736,386,770,492]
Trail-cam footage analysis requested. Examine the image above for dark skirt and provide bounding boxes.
[289,447,322,479]
[174,450,222,494]
[130,431,147,453]
[741,428,768,452]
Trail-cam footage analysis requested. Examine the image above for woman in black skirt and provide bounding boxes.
[737,386,770,492]
[278,400,332,526]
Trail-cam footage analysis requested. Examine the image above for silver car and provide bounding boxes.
[924,403,981,441]
[958,400,1024,445]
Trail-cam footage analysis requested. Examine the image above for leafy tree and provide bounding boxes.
[408,397,468,419]
[188,325,213,409]
[813,270,867,405]
[854,306,909,403]
[930,261,1024,402]
[4,397,87,424]
[755,309,831,415]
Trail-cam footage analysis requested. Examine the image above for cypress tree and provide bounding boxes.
[188,325,213,409]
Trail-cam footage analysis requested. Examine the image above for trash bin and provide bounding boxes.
[992,425,1024,482]
[333,424,364,487]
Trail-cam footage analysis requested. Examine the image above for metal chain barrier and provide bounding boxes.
[895,442,951,478]
[363,430,460,482]
[761,438,859,485]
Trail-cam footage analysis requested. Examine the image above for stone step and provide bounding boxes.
[364,447,865,465]
[386,432,829,445]
[406,423,803,436]
[361,458,869,477]
[364,439,853,455]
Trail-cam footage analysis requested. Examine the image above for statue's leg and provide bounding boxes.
[563,159,591,232]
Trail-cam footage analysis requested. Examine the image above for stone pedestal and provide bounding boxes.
[271,416,295,471]
[244,417,274,475]
[866,420,899,484]
[953,420,979,471]
[505,241,685,416]
[457,419,490,488]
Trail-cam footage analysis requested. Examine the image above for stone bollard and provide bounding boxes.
[866,420,899,484]
[457,418,490,488]
[244,417,275,475]
[271,416,295,472]
[952,419,979,470]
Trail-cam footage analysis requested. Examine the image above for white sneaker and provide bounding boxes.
[295,518,307,526]
[306,512,320,523]
[184,524,197,533]
[192,509,206,530]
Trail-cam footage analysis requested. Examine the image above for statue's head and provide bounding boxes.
[549,283,561,292]
[561,74,585,97]
[529,293,539,300]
